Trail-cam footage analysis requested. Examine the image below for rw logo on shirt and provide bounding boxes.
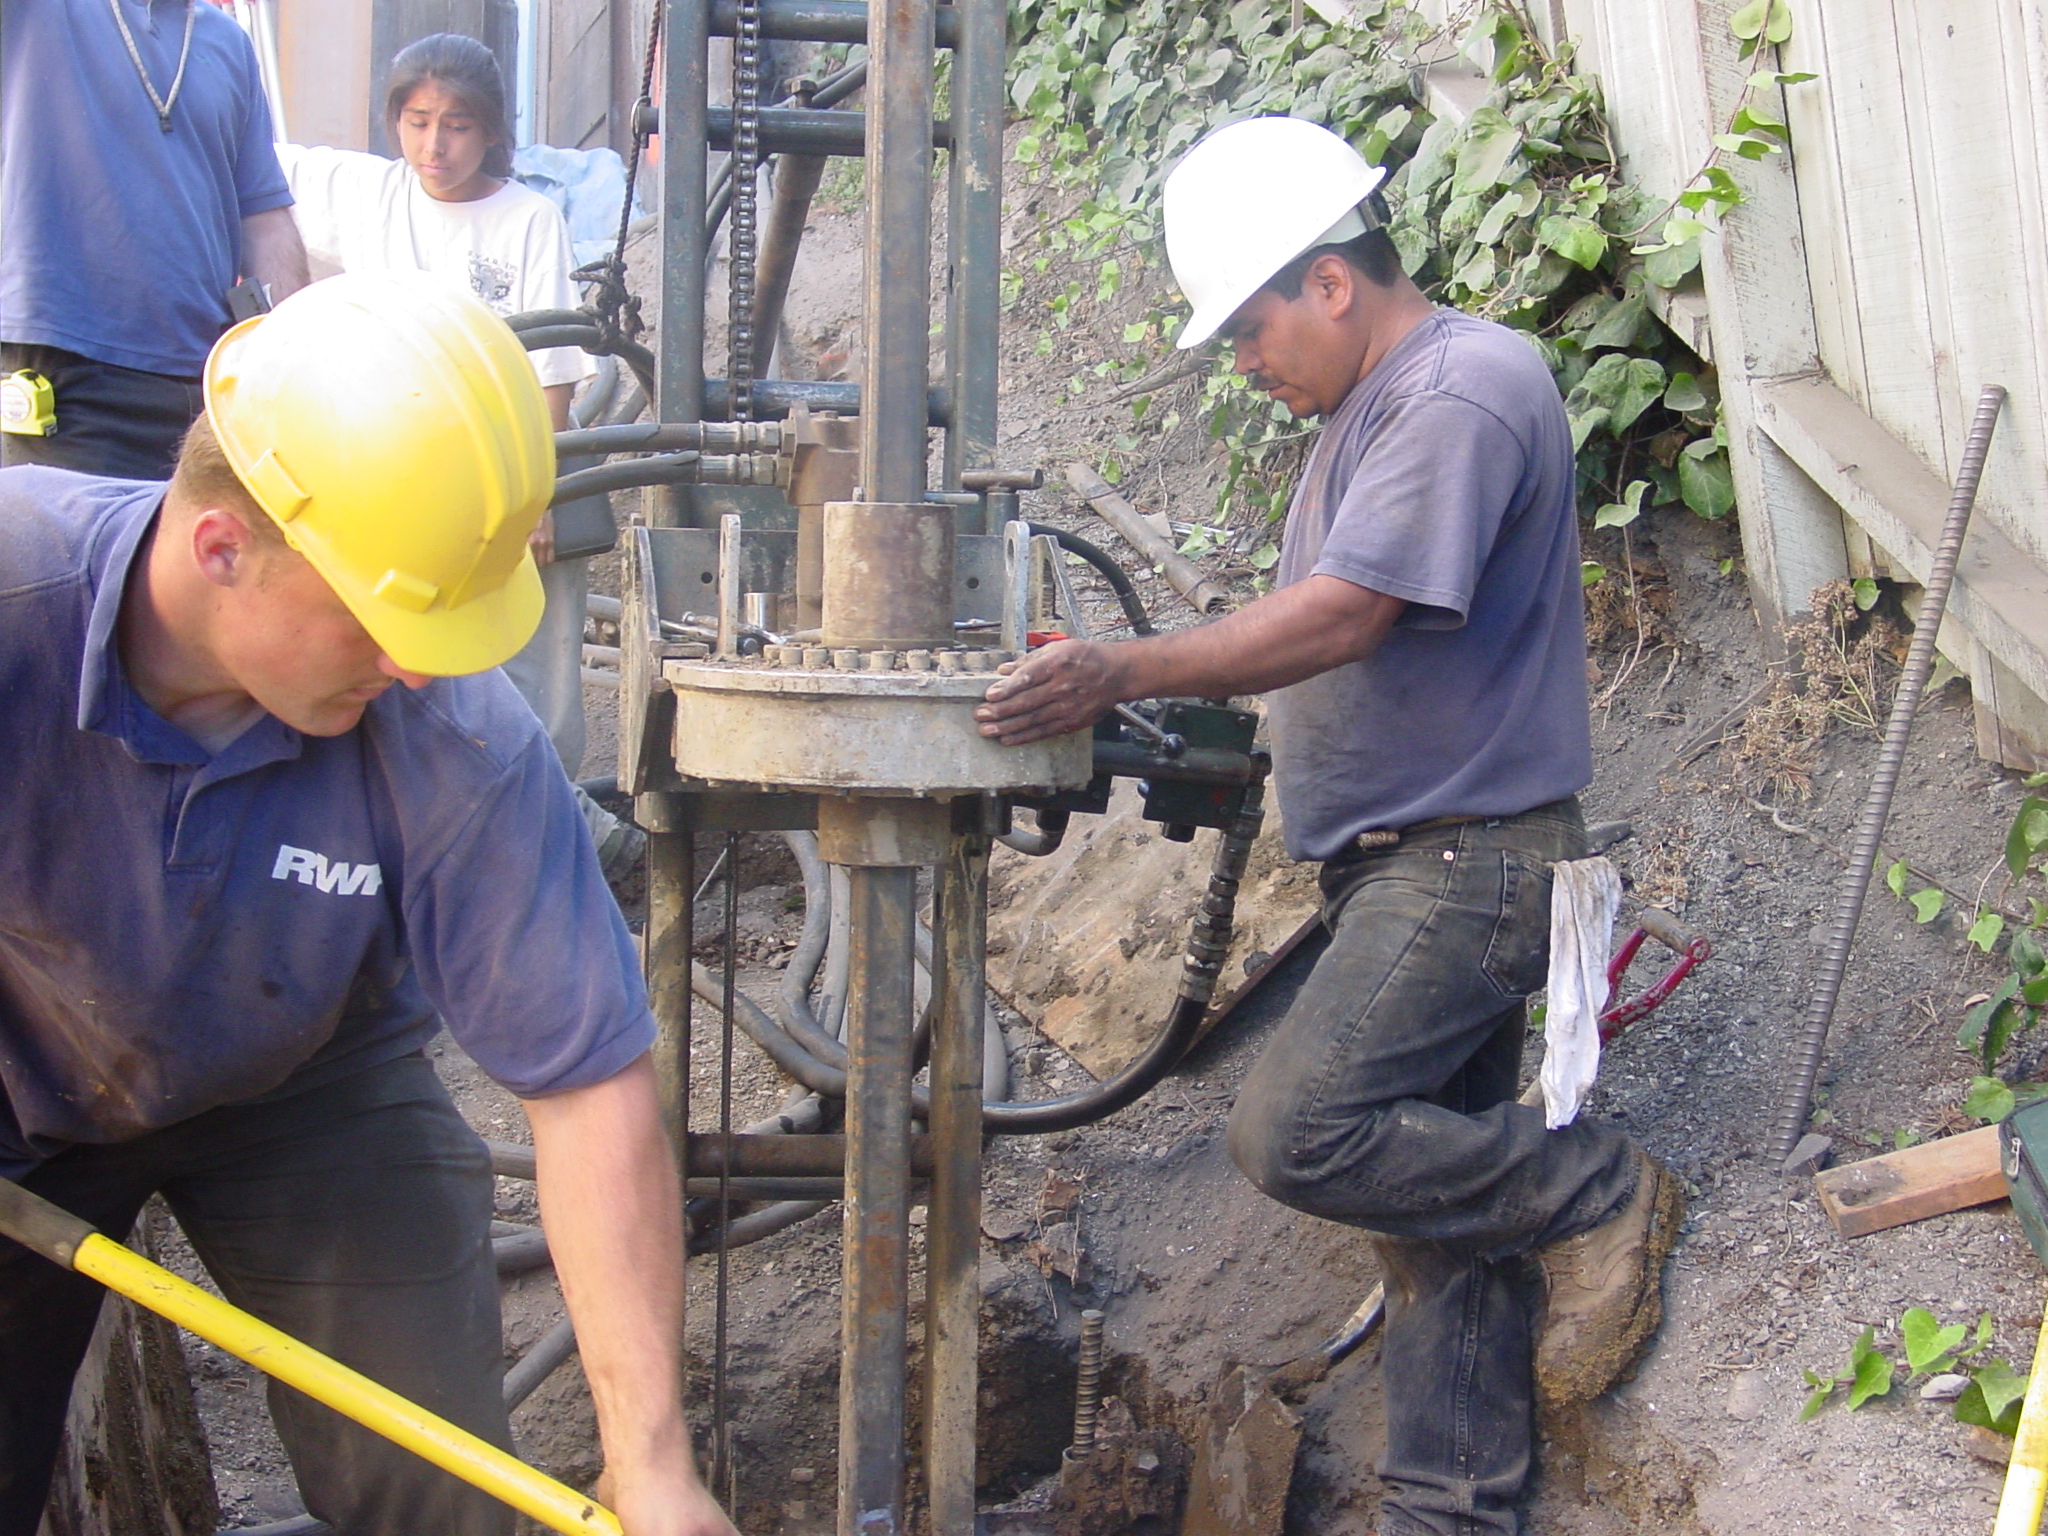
[271,845,385,897]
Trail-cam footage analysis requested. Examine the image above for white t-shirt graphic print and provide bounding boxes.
[275,145,592,388]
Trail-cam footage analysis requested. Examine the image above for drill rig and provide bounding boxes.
[517,2,1266,1529]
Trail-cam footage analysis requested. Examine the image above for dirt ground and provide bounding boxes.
[180,147,2048,1536]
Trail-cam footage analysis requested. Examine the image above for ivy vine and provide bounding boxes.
[1002,0,1810,552]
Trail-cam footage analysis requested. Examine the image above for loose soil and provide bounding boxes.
[183,151,2044,1536]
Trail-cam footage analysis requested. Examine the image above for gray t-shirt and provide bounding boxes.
[1266,308,1592,861]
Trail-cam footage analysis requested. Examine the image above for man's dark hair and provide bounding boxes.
[385,34,515,181]
[1261,226,1406,299]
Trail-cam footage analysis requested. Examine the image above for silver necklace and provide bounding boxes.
[106,0,196,133]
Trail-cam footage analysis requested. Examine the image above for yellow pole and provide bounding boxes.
[1994,1289,2048,1536]
[70,1234,623,1536]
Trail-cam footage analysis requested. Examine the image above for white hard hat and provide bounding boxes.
[1162,117,1389,350]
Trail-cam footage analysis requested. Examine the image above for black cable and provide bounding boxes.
[1023,521,1155,636]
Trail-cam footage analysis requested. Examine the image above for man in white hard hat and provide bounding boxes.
[0,274,735,1536]
[977,116,1679,1535]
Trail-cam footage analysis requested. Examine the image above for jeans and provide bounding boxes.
[0,1054,514,1536]
[1227,799,1639,1536]
[0,343,201,482]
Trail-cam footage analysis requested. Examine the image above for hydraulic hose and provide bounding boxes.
[691,763,1267,1133]
[980,763,1265,1133]
[998,807,1070,857]
[1023,522,1155,636]
[1764,385,2007,1163]
[506,315,658,400]
[551,452,702,505]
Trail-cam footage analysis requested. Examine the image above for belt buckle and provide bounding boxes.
[1354,828,1400,852]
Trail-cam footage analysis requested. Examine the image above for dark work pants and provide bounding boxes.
[1227,799,1640,1536]
[0,1054,515,1536]
[0,343,203,481]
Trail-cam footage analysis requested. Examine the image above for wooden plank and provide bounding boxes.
[1755,373,2048,714]
[1814,1125,2007,1238]
[1783,0,1863,400]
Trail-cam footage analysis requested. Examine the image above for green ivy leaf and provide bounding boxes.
[1964,1076,2017,1125]
[1585,294,1648,349]
[1850,576,1880,610]
[1593,479,1651,530]
[1641,238,1703,288]
[1730,0,1771,39]
[1581,561,1607,587]
[1902,1308,1968,1375]
[1969,910,2007,953]
[2006,798,2048,878]
[1908,887,1946,924]
[1537,213,1608,270]
[1664,372,1709,413]
[1678,443,1735,519]
[1885,857,1910,897]
[2013,927,2047,978]
[1961,975,2023,1049]
[1955,1362,2028,1435]
[1452,107,1524,196]
[1846,1330,1896,1409]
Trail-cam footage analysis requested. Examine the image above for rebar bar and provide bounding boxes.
[1070,1309,1107,1456]
[1764,384,2008,1164]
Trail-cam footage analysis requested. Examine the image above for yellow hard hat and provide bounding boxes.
[204,270,555,676]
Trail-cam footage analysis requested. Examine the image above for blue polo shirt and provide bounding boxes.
[0,469,655,1177]
[1,0,293,375]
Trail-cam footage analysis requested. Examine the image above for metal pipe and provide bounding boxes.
[710,0,957,45]
[1066,461,1233,616]
[941,0,1004,491]
[700,376,948,423]
[751,152,827,379]
[642,805,696,1151]
[924,835,988,1534]
[838,862,920,1533]
[0,1178,625,1536]
[659,0,712,512]
[707,105,951,156]
[1764,384,2007,1163]
[861,0,938,505]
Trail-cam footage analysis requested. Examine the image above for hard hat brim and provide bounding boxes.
[318,542,548,677]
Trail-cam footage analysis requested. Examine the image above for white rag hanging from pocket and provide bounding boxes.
[1537,856,1622,1129]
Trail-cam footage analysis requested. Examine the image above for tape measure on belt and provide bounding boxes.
[1,371,56,436]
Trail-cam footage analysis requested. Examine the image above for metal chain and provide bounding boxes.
[727,0,765,420]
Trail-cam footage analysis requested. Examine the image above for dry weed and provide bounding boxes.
[1724,581,1904,800]
[1627,820,1694,911]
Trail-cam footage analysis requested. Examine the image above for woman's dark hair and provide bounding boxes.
[386,33,514,180]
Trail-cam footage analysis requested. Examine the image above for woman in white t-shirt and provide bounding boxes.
[278,36,640,873]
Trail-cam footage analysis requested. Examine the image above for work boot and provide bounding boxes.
[1533,1146,1683,1408]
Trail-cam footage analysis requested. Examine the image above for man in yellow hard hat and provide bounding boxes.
[978,117,1679,1536]
[0,273,735,1536]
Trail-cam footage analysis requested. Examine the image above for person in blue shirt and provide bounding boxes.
[0,0,309,480]
[0,274,735,1536]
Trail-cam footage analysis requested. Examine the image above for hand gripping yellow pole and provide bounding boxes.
[0,1175,621,1536]
[1994,1287,2048,1536]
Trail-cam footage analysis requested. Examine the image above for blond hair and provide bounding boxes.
[165,412,290,549]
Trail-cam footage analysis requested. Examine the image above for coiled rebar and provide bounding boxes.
[1764,384,2008,1164]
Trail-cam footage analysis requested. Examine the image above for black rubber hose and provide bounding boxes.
[551,452,702,504]
[1024,521,1155,636]
[506,319,658,400]
[689,766,1266,1134]
[998,807,1070,857]
[981,764,1265,1133]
